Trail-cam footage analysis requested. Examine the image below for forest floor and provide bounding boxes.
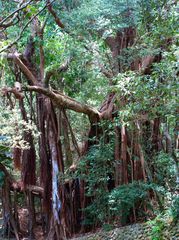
[71,222,179,240]
[0,207,44,240]
[0,207,178,239]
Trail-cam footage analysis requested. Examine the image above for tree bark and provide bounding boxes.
[26,86,100,122]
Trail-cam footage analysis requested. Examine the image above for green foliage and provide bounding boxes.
[77,128,166,226]
[78,153,166,226]
[0,144,12,187]
[170,195,179,221]
[0,171,5,187]
[138,0,178,47]
[153,152,176,186]
[148,191,179,240]
[0,105,39,149]
[109,182,164,225]
[113,44,178,124]
[150,216,165,240]
[0,0,178,234]
[61,0,138,36]
[77,136,114,224]
[0,144,12,165]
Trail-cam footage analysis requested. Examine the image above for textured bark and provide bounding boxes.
[114,126,121,186]
[2,179,20,240]
[138,143,146,182]
[62,109,80,157]
[121,125,128,184]
[136,122,146,181]
[105,27,136,74]
[19,99,36,186]
[15,56,38,85]
[61,112,73,168]
[37,95,52,230]
[44,100,66,239]
[152,118,161,152]
[18,98,36,238]
[26,86,100,122]
[12,147,21,170]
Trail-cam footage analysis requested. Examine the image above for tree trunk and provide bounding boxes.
[121,125,128,184]
[114,126,121,186]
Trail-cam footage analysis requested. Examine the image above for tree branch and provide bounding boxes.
[0,0,56,53]
[47,0,65,28]
[0,0,33,28]
[38,17,48,82]
[1,86,24,100]
[44,58,71,87]
[15,56,38,85]
[25,85,100,121]
[2,52,38,85]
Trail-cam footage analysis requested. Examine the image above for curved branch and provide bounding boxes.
[15,56,38,85]
[44,58,71,87]
[1,52,38,85]
[25,86,100,121]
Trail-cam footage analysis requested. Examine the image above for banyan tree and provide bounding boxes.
[0,0,178,239]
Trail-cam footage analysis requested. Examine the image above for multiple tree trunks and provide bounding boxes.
[105,27,136,74]
[1,179,20,240]
[2,86,160,238]
[0,20,170,239]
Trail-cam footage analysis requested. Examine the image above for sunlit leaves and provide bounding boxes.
[0,106,39,149]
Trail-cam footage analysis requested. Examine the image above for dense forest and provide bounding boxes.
[0,0,178,239]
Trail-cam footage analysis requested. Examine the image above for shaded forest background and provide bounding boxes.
[0,0,178,239]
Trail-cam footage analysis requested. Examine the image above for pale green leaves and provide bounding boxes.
[0,106,40,149]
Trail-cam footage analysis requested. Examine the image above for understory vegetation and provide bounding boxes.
[0,0,178,239]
